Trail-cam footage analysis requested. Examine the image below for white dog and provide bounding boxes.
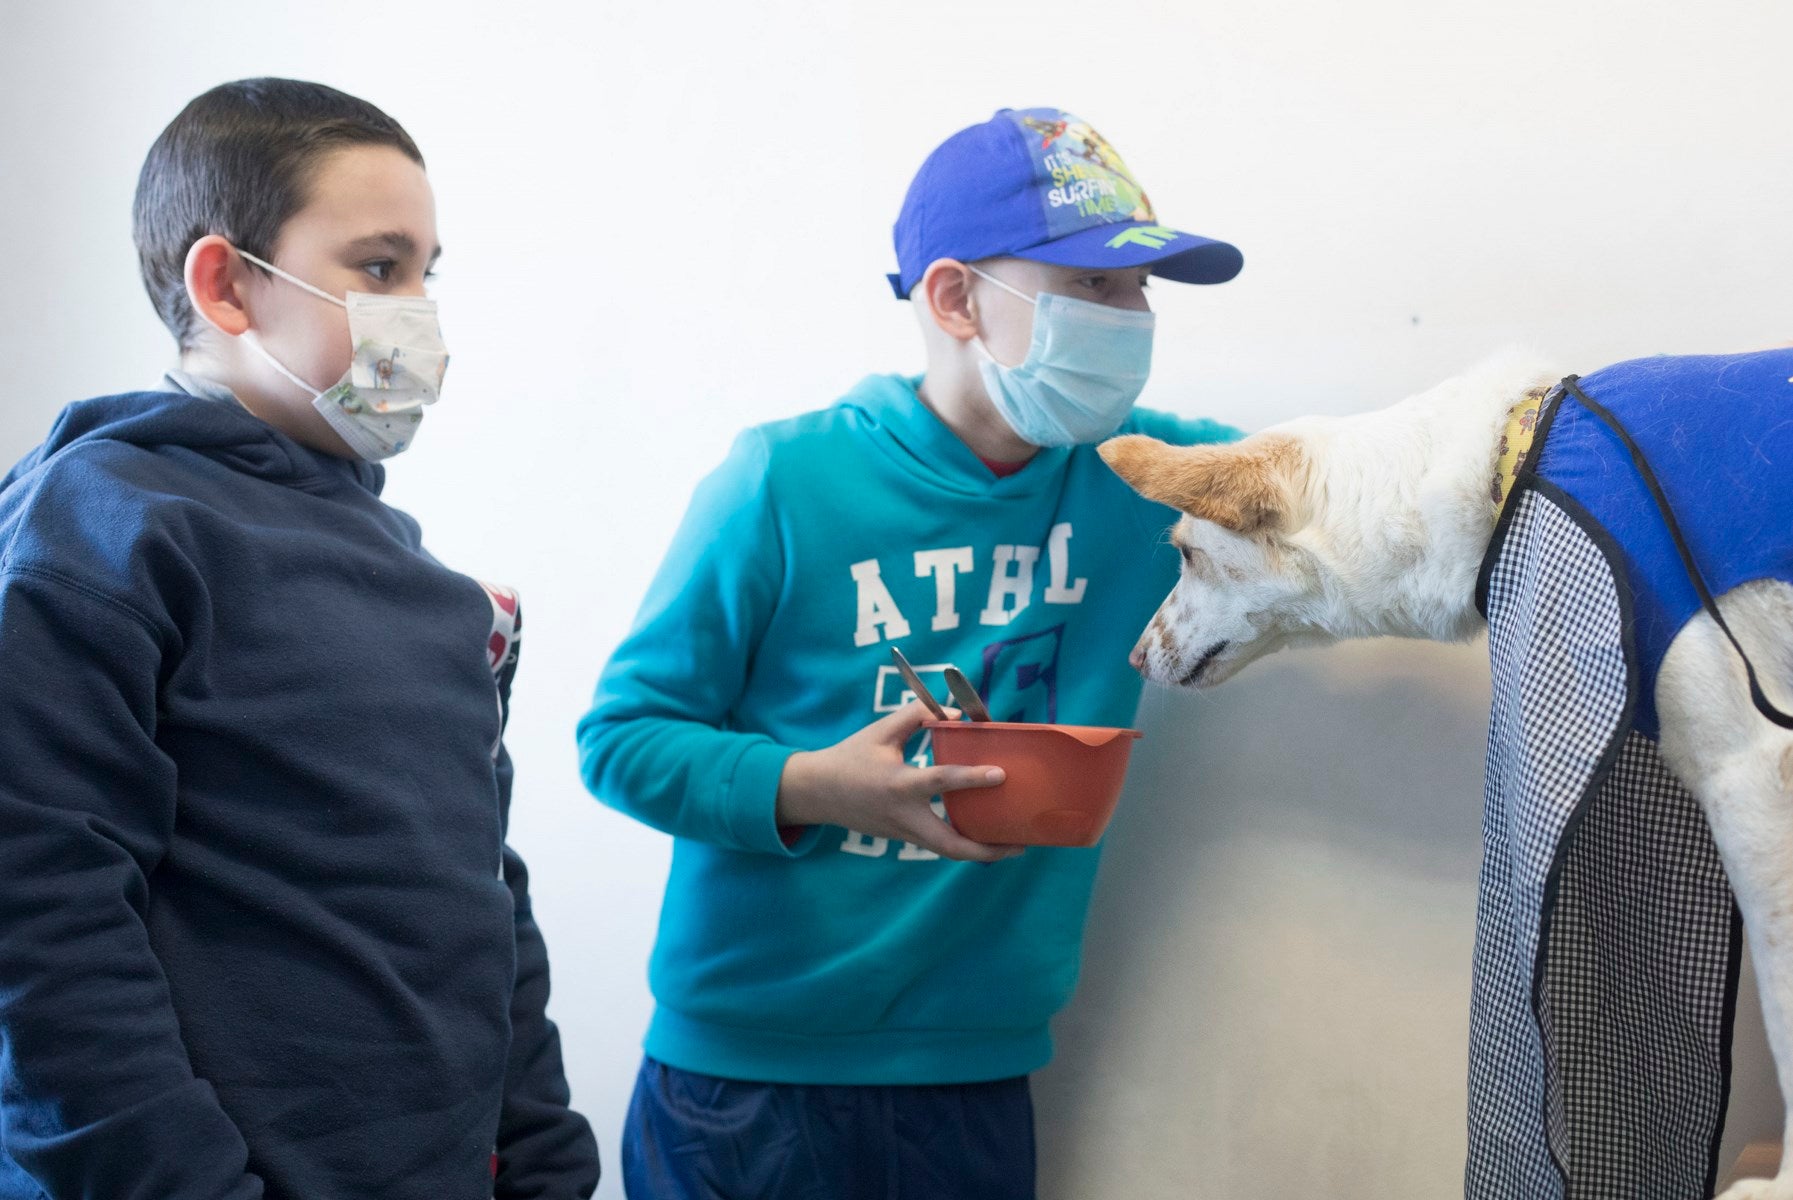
[1101,349,1793,1200]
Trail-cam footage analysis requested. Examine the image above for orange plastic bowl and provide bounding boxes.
[925,720,1143,847]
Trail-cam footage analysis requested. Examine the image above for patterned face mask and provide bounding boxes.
[236,247,449,461]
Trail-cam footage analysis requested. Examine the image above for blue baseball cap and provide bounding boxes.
[888,107,1243,300]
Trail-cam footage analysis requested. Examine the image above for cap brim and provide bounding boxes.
[1011,222,1243,284]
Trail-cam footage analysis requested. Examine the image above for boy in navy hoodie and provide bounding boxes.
[0,79,598,1199]
[578,107,1243,1199]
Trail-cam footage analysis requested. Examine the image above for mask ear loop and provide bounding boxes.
[239,330,325,399]
[964,265,1039,370]
[235,247,348,309]
[232,246,349,400]
[965,264,1038,307]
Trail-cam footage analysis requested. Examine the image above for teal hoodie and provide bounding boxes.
[577,374,1238,1084]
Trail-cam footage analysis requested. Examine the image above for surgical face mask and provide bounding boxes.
[967,265,1155,447]
[236,248,449,461]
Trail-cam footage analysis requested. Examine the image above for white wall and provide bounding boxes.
[2,1,1787,1195]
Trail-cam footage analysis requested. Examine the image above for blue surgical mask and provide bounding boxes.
[968,265,1155,447]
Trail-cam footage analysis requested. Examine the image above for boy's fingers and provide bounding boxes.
[872,700,928,741]
[872,700,956,744]
[906,815,1024,863]
[922,764,1006,795]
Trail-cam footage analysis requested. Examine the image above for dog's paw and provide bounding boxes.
[1715,1173,1793,1200]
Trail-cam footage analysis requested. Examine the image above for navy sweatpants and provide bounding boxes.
[621,1057,1036,1200]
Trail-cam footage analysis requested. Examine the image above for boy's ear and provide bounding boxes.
[916,259,978,342]
[1099,433,1308,535]
[184,235,252,338]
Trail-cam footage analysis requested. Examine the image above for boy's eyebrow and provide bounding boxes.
[345,232,443,265]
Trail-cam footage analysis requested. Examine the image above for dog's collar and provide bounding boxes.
[1491,387,1549,516]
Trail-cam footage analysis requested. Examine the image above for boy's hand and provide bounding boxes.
[776,701,1022,862]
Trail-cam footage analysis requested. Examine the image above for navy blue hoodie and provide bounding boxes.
[0,385,598,1199]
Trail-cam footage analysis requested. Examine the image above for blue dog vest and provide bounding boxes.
[1534,349,1793,735]
[1465,348,1791,1199]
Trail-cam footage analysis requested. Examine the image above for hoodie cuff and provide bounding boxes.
[725,740,819,857]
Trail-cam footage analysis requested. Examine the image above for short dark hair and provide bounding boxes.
[132,78,424,351]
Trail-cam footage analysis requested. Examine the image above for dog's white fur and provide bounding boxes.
[1102,352,1793,1198]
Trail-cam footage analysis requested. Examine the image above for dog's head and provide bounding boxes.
[1100,432,1326,688]
[1104,353,1559,689]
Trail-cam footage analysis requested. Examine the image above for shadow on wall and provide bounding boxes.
[1034,637,1780,1199]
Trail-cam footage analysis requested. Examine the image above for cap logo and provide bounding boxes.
[1105,224,1181,250]
[1012,110,1156,235]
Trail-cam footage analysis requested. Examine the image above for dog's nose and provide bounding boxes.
[1129,644,1145,671]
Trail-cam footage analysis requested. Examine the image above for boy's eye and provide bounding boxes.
[362,260,395,282]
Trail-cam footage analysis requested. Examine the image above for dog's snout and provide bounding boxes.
[1129,643,1146,672]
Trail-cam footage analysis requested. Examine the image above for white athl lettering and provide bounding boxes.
[914,547,975,632]
[850,559,911,647]
[979,545,1040,626]
[1043,522,1087,604]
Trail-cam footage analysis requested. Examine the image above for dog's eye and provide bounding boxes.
[1178,544,1218,580]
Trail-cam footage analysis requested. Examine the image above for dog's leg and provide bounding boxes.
[1658,580,1793,1200]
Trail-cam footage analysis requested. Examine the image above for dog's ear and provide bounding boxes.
[1099,434,1307,534]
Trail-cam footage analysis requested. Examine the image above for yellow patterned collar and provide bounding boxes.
[1491,386,1549,516]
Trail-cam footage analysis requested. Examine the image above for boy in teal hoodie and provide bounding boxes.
[577,107,1244,1199]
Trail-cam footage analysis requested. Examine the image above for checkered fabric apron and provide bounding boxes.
[1467,397,1744,1198]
